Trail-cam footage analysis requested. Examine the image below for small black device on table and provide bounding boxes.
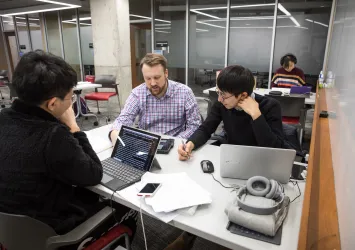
[227,222,283,245]
[157,138,174,154]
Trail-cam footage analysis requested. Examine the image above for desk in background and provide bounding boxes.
[74,82,102,126]
[86,126,305,250]
[203,87,316,106]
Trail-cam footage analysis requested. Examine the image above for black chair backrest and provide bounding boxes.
[0,211,57,250]
[266,94,305,117]
[0,70,9,83]
[7,82,18,98]
[209,90,218,105]
[95,75,116,88]
[0,70,7,77]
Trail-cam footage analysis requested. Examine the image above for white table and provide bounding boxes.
[203,87,316,106]
[74,82,102,125]
[86,127,305,250]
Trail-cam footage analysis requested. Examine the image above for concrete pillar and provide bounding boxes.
[90,0,132,106]
[45,12,62,58]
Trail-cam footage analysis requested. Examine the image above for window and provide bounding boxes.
[61,9,81,80]
[15,15,31,54]
[2,16,15,31]
[273,0,332,86]
[189,0,228,95]
[130,0,152,87]
[78,9,94,77]
[28,14,44,51]
[228,1,276,89]
[154,0,186,84]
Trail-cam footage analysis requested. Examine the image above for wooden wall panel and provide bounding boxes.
[298,88,341,250]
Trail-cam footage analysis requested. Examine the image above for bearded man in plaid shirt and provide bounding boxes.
[110,53,201,144]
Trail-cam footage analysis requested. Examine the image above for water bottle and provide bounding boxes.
[319,71,324,88]
[326,71,334,88]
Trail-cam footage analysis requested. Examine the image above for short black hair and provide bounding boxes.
[217,65,254,96]
[280,53,297,68]
[12,50,77,105]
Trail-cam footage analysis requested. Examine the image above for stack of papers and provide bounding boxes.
[143,172,212,213]
[117,172,212,223]
[117,182,179,223]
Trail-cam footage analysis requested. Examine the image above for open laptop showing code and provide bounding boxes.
[113,126,160,171]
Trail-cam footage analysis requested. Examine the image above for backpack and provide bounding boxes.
[73,97,90,115]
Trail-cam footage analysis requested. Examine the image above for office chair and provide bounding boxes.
[202,69,215,87]
[0,79,19,111]
[283,123,307,161]
[84,75,122,122]
[0,70,9,108]
[266,94,306,143]
[195,97,212,122]
[204,90,228,145]
[0,207,131,250]
[7,81,17,100]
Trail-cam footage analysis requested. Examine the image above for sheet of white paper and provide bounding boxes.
[85,132,112,154]
[117,183,179,223]
[178,205,198,216]
[142,172,212,213]
[77,81,91,85]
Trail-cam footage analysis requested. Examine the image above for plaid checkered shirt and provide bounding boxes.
[112,80,201,139]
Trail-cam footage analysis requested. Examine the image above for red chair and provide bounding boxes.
[85,75,95,83]
[84,75,121,122]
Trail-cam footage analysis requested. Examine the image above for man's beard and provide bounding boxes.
[149,86,163,96]
[149,79,167,96]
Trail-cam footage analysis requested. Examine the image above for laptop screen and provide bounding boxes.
[111,126,161,171]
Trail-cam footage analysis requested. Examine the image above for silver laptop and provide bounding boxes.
[101,125,161,191]
[220,145,296,184]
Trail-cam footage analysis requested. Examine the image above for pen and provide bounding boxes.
[118,135,125,147]
[181,140,190,159]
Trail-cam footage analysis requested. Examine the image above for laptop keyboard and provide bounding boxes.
[102,158,144,183]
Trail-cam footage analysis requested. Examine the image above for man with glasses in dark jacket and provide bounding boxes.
[0,50,137,249]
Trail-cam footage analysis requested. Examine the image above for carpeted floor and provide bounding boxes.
[131,214,230,250]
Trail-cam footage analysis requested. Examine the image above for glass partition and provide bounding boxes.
[189,0,227,95]
[61,9,81,80]
[228,1,276,89]
[28,14,44,51]
[154,0,186,84]
[273,0,332,88]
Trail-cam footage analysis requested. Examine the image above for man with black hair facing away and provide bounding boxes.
[272,53,306,88]
[0,50,137,249]
[178,65,285,160]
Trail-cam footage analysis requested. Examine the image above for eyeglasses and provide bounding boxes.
[216,88,233,101]
[63,94,76,103]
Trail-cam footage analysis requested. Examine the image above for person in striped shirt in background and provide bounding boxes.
[272,53,306,88]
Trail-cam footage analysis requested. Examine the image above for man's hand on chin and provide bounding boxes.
[238,97,261,120]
